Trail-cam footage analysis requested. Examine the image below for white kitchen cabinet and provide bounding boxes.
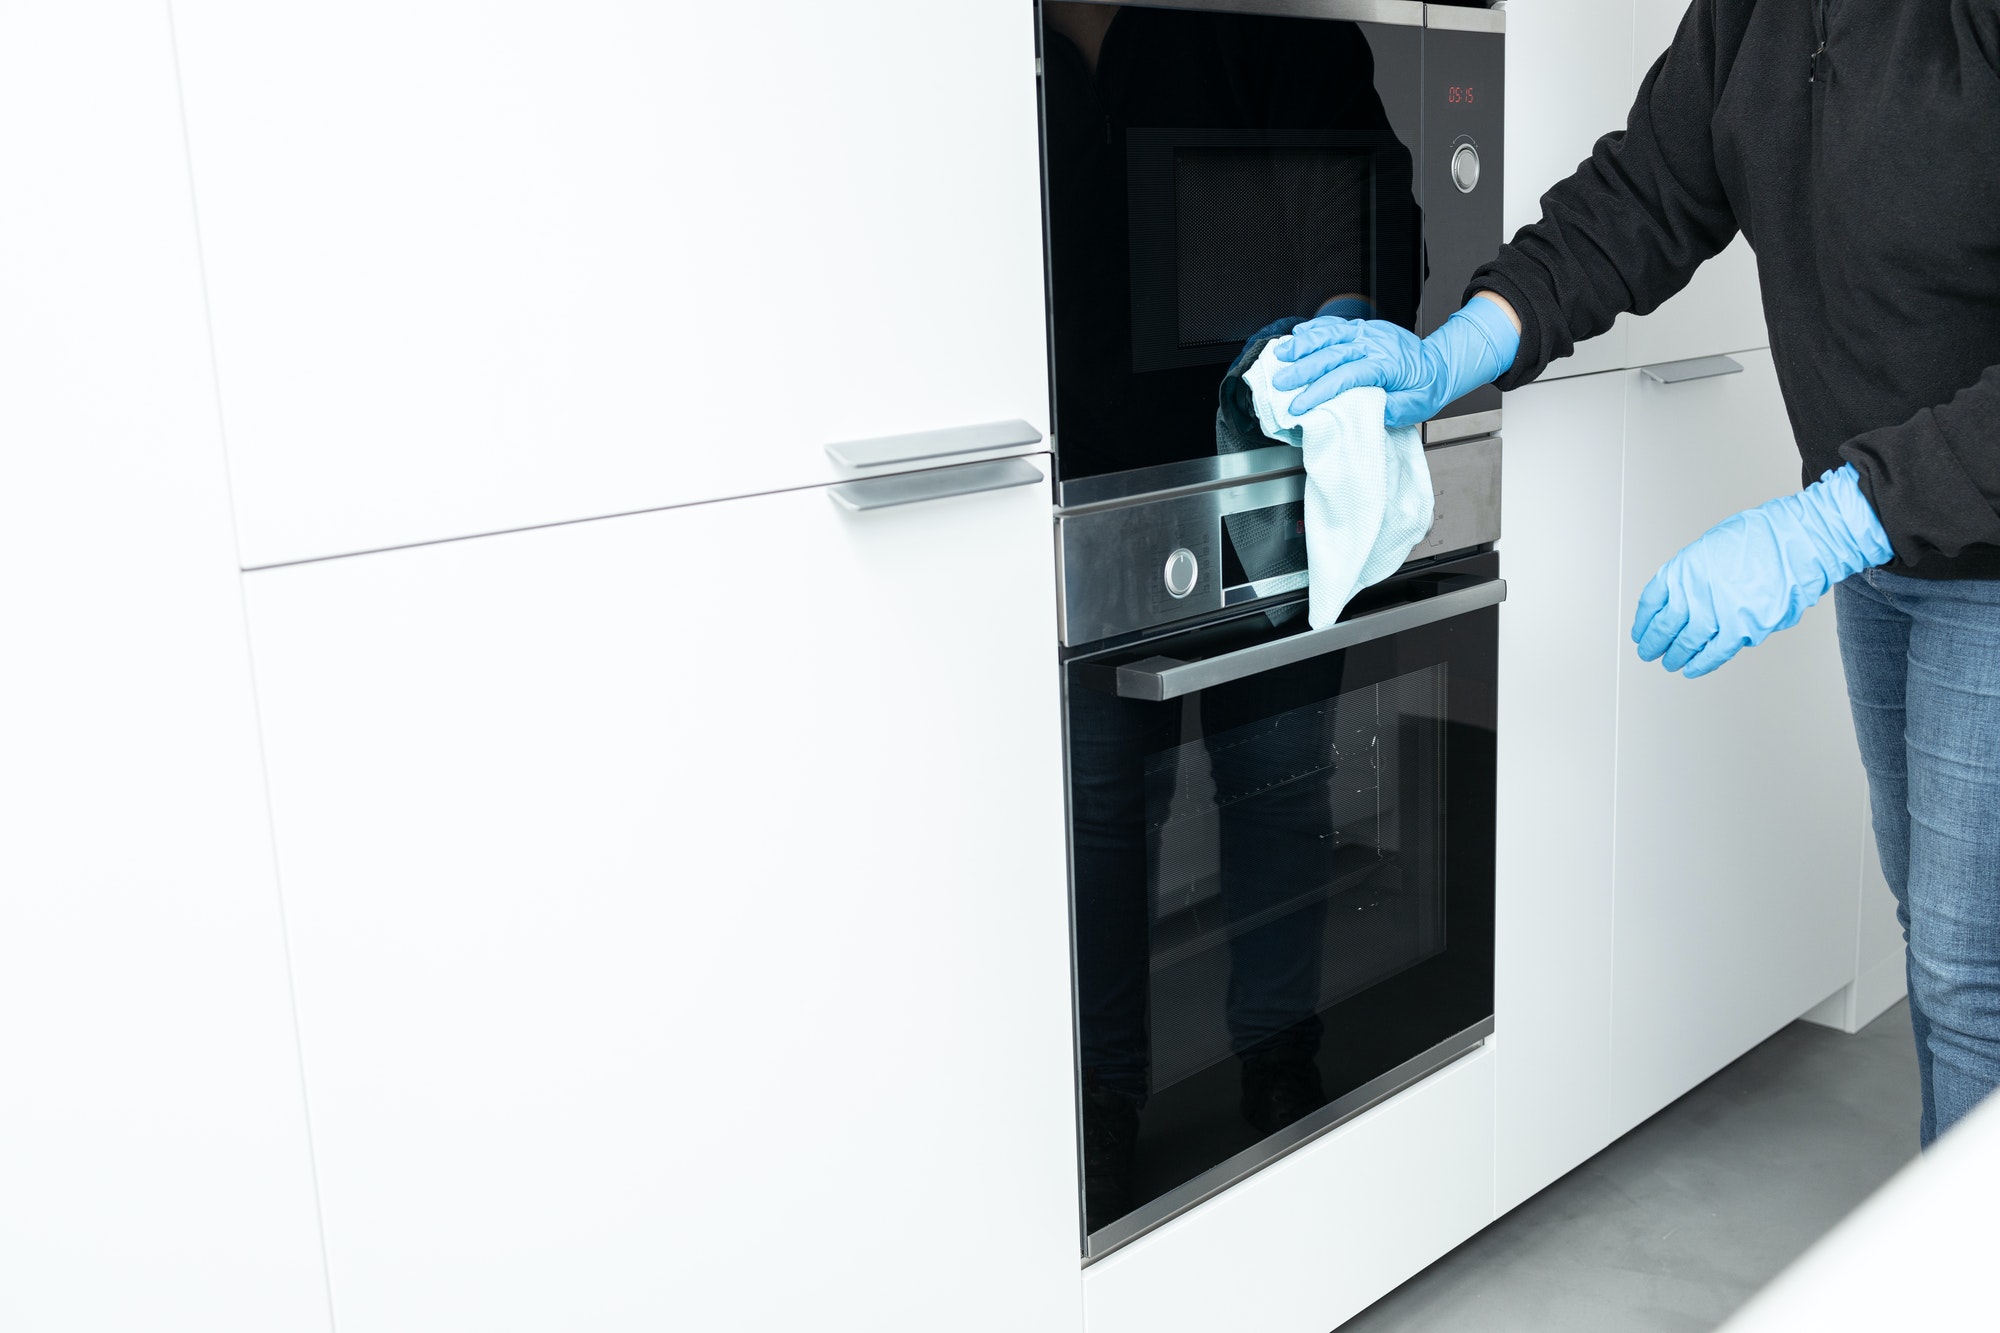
[1083,1047,1493,1333]
[1849,830,1909,1024]
[241,464,1080,1333]
[1501,0,1768,382]
[0,6,329,1328]
[1609,351,1864,1133]
[1502,0,1637,379]
[173,1,1050,568]
[1490,370,1626,1210]
[1624,0,1770,364]
[1803,802,1909,1035]
[1627,235,1769,367]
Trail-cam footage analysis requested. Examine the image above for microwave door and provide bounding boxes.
[1041,4,1425,483]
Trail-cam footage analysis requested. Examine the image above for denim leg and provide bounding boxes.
[1834,574,1926,1141]
[1068,687,1171,1103]
[1894,572,2000,1141]
[1207,702,1334,1056]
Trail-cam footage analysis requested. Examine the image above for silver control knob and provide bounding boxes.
[1163,548,1199,599]
[1451,142,1481,194]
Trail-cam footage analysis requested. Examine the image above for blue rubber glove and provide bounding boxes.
[1633,464,1894,679]
[1269,296,1520,427]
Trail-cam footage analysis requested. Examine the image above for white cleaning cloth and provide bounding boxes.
[1242,339,1434,630]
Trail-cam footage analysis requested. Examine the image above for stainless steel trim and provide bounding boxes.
[1058,436,1501,647]
[1056,445,1304,515]
[827,457,1043,511]
[1114,577,1506,699]
[824,418,1043,471]
[1416,433,1502,560]
[1423,407,1503,446]
[1424,3,1506,33]
[1056,0,1425,27]
[1224,568,1311,606]
[1640,354,1744,385]
[1084,1018,1495,1263]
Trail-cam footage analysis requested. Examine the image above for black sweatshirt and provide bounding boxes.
[1469,0,2000,579]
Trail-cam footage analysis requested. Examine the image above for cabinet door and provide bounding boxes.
[173,2,1049,568]
[1491,370,1626,1210]
[1625,0,1769,364]
[1610,351,1863,1131]
[1503,0,1636,379]
[242,466,1080,1332]
[0,6,328,1327]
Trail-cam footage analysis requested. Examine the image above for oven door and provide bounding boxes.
[1065,552,1498,1258]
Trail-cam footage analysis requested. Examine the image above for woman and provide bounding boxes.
[1274,0,2000,1147]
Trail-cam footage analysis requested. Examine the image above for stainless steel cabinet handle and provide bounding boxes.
[1114,579,1507,701]
[828,457,1043,512]
[1640,354,1743,385]
[824,418,1043,471]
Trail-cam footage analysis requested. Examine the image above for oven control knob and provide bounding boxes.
[1451,142,1481,194]
[1163,548,1199,599]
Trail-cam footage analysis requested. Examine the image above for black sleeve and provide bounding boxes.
[1842,371,2000,564]
[1464,0,1741,388]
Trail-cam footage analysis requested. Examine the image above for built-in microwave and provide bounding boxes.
[1040,0,1504,489]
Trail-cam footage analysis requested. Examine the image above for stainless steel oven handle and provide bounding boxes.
[1114,578,1506,701]
[828,457,1043,512]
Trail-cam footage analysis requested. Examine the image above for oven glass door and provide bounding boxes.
[1066,555,1497,1256]
[1041,2,1424,482]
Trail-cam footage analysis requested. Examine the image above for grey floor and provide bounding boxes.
[1339,1001,1921,1332]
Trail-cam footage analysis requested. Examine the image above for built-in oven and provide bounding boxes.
[1040,0,1506,487]
[1057,438,1502,1259]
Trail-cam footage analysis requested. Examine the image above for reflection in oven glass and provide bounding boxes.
[1168,146,1373,348]
[1073,665,1447,1236]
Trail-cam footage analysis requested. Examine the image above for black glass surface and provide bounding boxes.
[1219,498,1309,596]
[1041,3,1425,481]
[1065,554,1498,1247]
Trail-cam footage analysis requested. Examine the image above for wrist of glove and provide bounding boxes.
[1632,463,1894,678]
[1270,296,1519,427]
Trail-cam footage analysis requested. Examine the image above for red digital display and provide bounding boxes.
[1447,85,1477,105]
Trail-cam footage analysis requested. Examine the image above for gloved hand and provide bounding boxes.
[1269,295,1519,427]
[1633,463,1894,678]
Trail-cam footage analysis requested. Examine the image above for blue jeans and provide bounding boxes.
[1836,568,2000,1146]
